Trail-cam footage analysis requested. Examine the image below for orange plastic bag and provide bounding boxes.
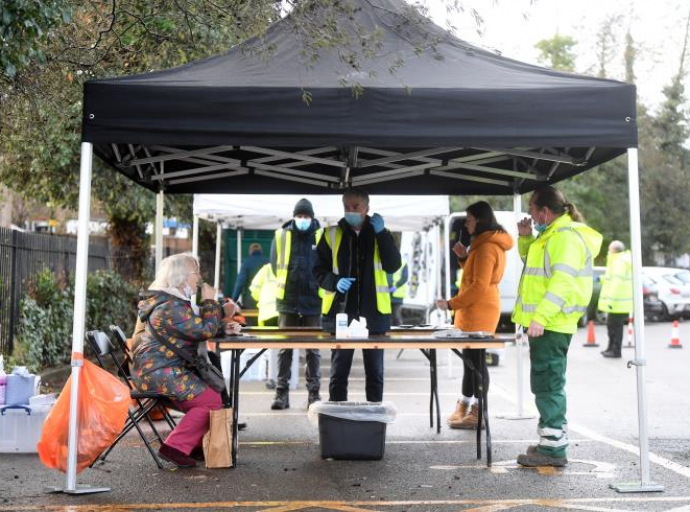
[38,359,130,473]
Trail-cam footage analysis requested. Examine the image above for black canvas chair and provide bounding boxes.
[86,329,175,469]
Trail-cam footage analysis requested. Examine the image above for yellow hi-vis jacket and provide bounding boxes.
[391,262,408,299]
[249,263,278,325]
[321,226,392,315]
[274,227,324,300]
[512,213,603,334]
[598,250,633,314]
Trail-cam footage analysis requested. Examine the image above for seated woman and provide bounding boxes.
[131,252,239,468]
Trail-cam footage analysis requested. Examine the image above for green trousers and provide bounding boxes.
[528,330,572,458]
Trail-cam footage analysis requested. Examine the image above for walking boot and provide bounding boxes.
[517,450,568,467]
[449,405,485,430]
[446,400,469,425]
[271,390,290,410]
[601,350,621,358]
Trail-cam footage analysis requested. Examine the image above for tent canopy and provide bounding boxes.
[194,194,450,232]
[82,0,636,197]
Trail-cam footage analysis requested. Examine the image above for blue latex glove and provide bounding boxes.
[389,286,396,293]
[336,277,356,293]
[370,213,384,233]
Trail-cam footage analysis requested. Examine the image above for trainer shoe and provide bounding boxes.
[308,391,322,406]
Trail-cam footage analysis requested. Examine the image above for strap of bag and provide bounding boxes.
[146,318,199,369]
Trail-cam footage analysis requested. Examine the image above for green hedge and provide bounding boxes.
[11,268,138,372]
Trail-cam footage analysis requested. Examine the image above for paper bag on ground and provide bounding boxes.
[203,407,233,468]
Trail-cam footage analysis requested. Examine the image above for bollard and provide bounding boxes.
[668,320,683,349]
[584,320,599,347]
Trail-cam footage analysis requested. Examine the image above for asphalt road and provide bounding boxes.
[2,321,690,512]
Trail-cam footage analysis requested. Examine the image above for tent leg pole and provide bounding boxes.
[45,143,109,495]
[497,193,534,421]
[155,190,164,272]
[192,215,199,257]
[214,222,222,293]
[610,148,663,493]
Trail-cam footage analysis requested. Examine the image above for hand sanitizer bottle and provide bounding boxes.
[335,313,348,339]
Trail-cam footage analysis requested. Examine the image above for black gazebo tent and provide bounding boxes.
[81,0,636,195]
[60,0,655,496]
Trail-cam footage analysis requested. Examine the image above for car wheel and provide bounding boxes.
[662,303,672,322]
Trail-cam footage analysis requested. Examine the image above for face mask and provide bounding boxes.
[534,211,547,234]
[344,212,363,228]
[182,284,194,299]
[294,218,311,231]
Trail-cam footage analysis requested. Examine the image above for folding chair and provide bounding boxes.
[86,330,175,469]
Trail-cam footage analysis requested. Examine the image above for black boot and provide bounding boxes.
[308,390,321,407]
[271,389,290,410]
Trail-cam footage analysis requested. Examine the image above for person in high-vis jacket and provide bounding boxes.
[598,241,633,358]
[512,186,603,468]
[249,263,279,327]
[314,188,401,402]
[269,198,323,410]
[387,260,409,326]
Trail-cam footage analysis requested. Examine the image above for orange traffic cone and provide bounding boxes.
[668,320,683,349]
[584,320,599,347]
[625,317,634,348]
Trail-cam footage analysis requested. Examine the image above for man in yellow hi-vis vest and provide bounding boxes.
[269,198,323,410]
[512,186,602,468]
[314,188,401,402]
[598,241,633,358]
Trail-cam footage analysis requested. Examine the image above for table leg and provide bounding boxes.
[231,349,241,468]
[431,349,441,433]
[480,348,492,467]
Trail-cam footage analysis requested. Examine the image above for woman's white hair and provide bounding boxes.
[149,252,199,290]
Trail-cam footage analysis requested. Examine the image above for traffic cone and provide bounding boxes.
[668,320,683,349]
[584,320,599,347]
[625,317,634,348]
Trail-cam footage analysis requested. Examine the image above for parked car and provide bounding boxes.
[642,274,665,322]
[641,267,690,320]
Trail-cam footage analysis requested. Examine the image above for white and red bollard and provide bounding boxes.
[668,320,683,349]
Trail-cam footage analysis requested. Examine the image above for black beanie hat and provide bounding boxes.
[293,198,314,218]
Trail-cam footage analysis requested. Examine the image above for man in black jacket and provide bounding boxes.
[314,189,401,402]
[269,198,323,410]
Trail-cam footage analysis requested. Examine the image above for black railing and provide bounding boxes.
[0,228,111,355]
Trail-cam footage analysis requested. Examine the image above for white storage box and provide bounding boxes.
[0,403,53,453]
[221,350,268,382]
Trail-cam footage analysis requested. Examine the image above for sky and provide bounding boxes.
[423,0,689,113]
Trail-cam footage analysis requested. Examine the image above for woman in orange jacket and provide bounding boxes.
[436,201,514,429]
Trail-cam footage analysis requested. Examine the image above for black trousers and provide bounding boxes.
[329,348,384,402]
[606,312,628,355]
[391,302,404,326]
[276,313,321,393]
[461,349,489,399]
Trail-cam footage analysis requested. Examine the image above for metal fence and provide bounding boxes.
[0,228,111,356]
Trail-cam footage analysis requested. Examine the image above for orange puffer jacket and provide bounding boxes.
[449,230,514,333]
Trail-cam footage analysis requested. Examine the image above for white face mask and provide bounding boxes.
[182,283,194,299]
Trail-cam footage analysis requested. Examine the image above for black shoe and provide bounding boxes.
[271,391,290,410]
[308,392,321,407]
[190,446,205,461]
[601,350,621,358]
[158,443,197,468]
